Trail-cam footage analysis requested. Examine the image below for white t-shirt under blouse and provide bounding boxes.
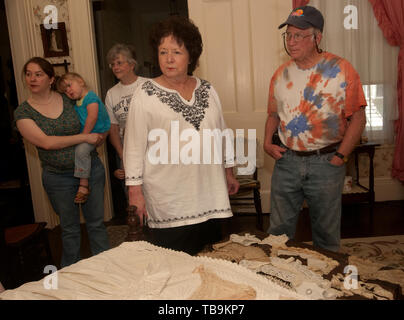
[105,76,147,141]
[123,77,234,229]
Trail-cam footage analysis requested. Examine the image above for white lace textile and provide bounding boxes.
[230,233,261,246]
[277,248,339,275]
[0,241,309,300]
[260,234,289,248]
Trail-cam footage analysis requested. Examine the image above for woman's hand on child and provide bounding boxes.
[86,133,103,145]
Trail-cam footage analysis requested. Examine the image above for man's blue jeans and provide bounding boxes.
[268,148,346,252]
[42,157,110,267]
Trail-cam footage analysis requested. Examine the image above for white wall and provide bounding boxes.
[189,0,292,212]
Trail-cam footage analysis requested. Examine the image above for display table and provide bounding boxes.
[1,231,402,300]
[199,231,403,300]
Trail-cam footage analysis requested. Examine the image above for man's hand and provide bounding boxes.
[263,113,283,160]
[329,155,345,167]
[264,143,287,160]
[114,169,125,180]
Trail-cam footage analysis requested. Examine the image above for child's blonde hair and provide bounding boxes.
[56,72,88,93]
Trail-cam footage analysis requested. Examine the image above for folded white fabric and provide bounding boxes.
[230,233,261,246]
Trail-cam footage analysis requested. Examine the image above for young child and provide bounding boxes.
[57,73,110,203]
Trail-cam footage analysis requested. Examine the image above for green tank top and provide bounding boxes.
[14,94,82,173]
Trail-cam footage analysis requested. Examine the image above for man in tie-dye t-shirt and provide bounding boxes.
[264,6,367,252]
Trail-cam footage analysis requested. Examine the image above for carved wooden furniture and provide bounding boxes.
[342,142,380,217]
[126,205,145,242]
[4,222,53,289]
[229,168,264,231]
[229,138,264,231]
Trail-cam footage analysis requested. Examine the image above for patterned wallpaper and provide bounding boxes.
[347,145,395,179]
[366,145,394,177]
[31,0,73,70]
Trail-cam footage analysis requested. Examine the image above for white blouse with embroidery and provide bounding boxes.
[123,77,234,229]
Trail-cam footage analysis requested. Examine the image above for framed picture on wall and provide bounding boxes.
[40,22,69,57]
[52,60,71,77]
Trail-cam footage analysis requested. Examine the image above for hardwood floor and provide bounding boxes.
[47,200,404,267]
[226,201,404,242]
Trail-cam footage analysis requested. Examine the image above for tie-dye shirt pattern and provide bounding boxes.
[268,52,367,151]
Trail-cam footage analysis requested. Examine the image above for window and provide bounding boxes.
[363,84,383,131]
[311,0,399,144]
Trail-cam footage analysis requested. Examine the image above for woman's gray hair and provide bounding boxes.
[106,43,138,67]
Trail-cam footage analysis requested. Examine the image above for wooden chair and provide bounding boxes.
[229,137,264,231]
[4,222,53,289]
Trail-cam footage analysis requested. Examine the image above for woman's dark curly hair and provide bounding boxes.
[149,16,203,75]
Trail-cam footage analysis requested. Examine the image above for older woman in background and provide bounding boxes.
[123,16,239,255]
[105,44,147,196]
[15,57,110,267]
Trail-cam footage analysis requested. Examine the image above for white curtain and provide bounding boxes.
[311,0,399,144]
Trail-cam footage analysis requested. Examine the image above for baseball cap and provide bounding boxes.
[278,6,324,32]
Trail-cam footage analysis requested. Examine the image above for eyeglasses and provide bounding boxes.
[282,32,314,43]
[108,60,128,69]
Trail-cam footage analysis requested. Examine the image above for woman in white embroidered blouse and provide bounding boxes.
[123,16,239,255]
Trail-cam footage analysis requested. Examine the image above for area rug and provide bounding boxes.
[339,235,404,268]
[339,235,404,295]
[107,225,129,248]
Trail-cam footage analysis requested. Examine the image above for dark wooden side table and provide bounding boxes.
[342,142,380,217]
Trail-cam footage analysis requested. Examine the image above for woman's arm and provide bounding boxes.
[225,167,240,195]
[16,118,102,150]
[128,185,148,226]
[124,92,149,222]
[109,124,124,160]
[123,92,148,186]
[109,124,125,180]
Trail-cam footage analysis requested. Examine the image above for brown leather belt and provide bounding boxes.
[289,142,341,157]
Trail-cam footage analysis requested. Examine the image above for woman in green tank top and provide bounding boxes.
[14,57,110,267]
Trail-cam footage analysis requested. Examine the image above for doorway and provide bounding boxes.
[92,0,189,100]
[91,0,189,220]
[0,0,34,227]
